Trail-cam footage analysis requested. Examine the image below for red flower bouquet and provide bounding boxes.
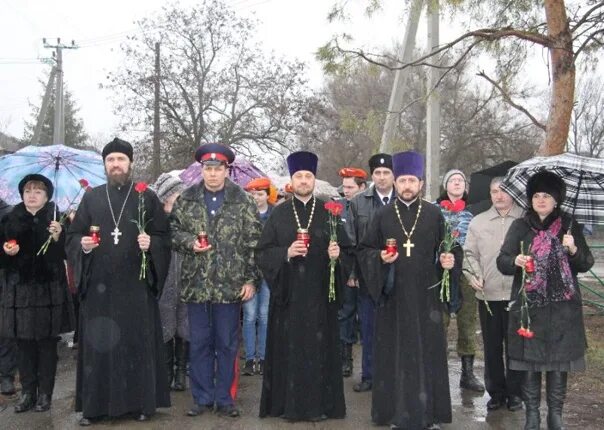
[132,182,151,279]
[325,201,344,302]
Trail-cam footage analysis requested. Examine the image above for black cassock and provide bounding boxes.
[358,198,453,428]
[66,182,171,418]
[257,197,352,421]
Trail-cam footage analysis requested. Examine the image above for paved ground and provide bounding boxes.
[0,342,526,429]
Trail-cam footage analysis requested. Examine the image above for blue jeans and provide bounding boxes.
[242,280,270,361]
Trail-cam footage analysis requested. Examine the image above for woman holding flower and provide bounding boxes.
[0,174,73,413]
[497,171,594,430]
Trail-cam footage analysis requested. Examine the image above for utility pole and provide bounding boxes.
[42,38,78,146]
[153,42,161,178]
[379,0,424,153]
[425,0,441,201]
[32,66,57,145]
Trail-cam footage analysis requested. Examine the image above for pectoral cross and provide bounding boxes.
[111,227,122,245]
[403,238,414,257]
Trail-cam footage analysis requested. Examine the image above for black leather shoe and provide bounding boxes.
[14,392,37,413]
[216,404,240,417]
[487,397,505,410]
[0,377,16,395]
[353,380,372,392]
[309,414,327,422]
[186,404,213,417]
[79,417,92,426]
[507,395,523,411]
[34,393,51,412]
[242,360,254,376]
[135,413,150,421]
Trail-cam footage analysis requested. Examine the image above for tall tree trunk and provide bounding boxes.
[538,0,575,156]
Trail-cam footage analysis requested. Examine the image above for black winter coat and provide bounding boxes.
[497,212,594,364]
[0,202,73,339]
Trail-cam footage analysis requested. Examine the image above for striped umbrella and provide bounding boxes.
[500,152,604,225]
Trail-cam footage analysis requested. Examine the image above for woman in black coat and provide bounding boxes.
[497,171,594,430]
[0,174,73,413]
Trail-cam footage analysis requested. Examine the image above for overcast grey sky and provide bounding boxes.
[1,0,552,145]
[0,0,414,141]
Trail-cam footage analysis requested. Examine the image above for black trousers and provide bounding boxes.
[0,337,17,379]
[478,300,523,400]
[16,338,59,396]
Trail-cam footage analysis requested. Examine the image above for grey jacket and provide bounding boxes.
[463,204,524,301]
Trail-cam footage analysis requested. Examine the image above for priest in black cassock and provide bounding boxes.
[257,151,352,422]
[66,138,171,426]
[358,151,455,430]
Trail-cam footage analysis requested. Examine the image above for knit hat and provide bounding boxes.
[151,173,186,203]
[442,169,467,189]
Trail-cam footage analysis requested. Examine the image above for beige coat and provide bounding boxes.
[463,204,524,301]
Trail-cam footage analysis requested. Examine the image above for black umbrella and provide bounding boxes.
[466,161,518,215]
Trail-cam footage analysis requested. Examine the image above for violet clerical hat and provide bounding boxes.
[392,151,424,179]
[287,151,318,176]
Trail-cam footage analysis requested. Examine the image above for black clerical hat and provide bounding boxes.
[18,174,54,199]
[287,151,318,176]
[195,143,235,166]
[102,137,133,161]
[368,153,392,174]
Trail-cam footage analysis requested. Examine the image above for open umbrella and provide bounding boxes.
[500,153,604,225]
[179,157,267,187]
[467,160,518,215]
[0,144,106,213]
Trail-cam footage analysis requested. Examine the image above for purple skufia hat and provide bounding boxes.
[392,151,424,179]
[287,151,318,176]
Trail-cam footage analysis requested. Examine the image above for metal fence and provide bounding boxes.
[581,244,604,313]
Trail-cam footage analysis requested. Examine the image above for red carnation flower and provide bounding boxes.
[524,329,535,339]
[135,182,148,193]
[5,239,17,250]
[439,200,453,211]
[325,201,344,217]
[451,199,466,213]
[79,178,90,188]
[451,230,460,238]
[517,327,527,337]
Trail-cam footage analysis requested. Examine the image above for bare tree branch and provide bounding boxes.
[570,2,604,33]
[477,71,546,131]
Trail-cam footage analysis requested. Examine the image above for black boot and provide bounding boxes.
[342,343,352,377]
[0,376,16,395]
[522,371,542,430]
[460,355,485,392]
[14,392,37,413]
[546,371,567,430]
[164,339,175,389]
[172,337,188,391]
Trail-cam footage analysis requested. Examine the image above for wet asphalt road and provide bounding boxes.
[0,341,527,430]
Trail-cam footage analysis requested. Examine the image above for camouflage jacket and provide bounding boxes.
[170,179,262,304]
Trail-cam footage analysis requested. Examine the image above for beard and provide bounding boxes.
[106,167,132,186]
[398,188,421,202]
[293,185,313,198]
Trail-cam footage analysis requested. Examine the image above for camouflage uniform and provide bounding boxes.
[170,179,262,304]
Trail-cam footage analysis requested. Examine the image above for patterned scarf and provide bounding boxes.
[526,216,576,307]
